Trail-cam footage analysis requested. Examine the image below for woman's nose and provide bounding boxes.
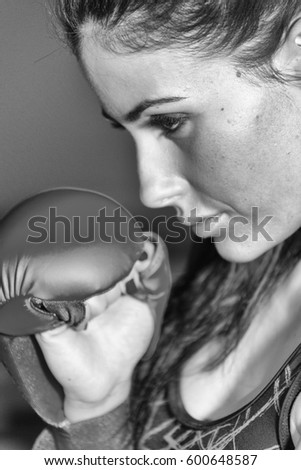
[136,139,189,209]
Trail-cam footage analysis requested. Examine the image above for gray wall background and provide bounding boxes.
[0,0,143,214]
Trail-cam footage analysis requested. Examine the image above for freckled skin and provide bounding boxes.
[80,38,301,262]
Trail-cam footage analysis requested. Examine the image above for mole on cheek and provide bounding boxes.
[255,114,262,128]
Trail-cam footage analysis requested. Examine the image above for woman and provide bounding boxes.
[34,0,301,449]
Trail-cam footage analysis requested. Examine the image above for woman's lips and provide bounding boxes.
[184,213,228,238]
[173,204,231,238]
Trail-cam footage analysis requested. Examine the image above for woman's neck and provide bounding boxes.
[179,259,301,421]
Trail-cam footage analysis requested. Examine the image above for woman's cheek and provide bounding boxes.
[180,123,254,206]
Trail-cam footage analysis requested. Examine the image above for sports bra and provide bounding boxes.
[139,343,301,450]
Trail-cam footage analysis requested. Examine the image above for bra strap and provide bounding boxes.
[278,369,301,449]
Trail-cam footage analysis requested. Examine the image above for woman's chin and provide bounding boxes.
[213,237,279,263]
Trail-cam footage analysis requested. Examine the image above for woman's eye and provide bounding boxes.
[107,114,188,137]
[149,115,188,136]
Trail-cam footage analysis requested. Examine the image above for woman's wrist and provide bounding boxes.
[64,380,132,423]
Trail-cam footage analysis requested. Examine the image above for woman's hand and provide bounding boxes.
[35,287,154,423]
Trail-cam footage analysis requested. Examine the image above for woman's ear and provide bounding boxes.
[274,17,301,78]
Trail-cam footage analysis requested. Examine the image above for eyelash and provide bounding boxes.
[109,115,188,137]
[149,115,188,136]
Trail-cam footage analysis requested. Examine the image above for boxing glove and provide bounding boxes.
[0,188,171,424]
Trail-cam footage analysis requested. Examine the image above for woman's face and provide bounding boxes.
[81,35,301,262]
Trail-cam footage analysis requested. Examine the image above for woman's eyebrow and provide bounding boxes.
[102,96,187,124]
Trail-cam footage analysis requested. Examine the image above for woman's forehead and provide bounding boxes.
[81,39,223,110]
